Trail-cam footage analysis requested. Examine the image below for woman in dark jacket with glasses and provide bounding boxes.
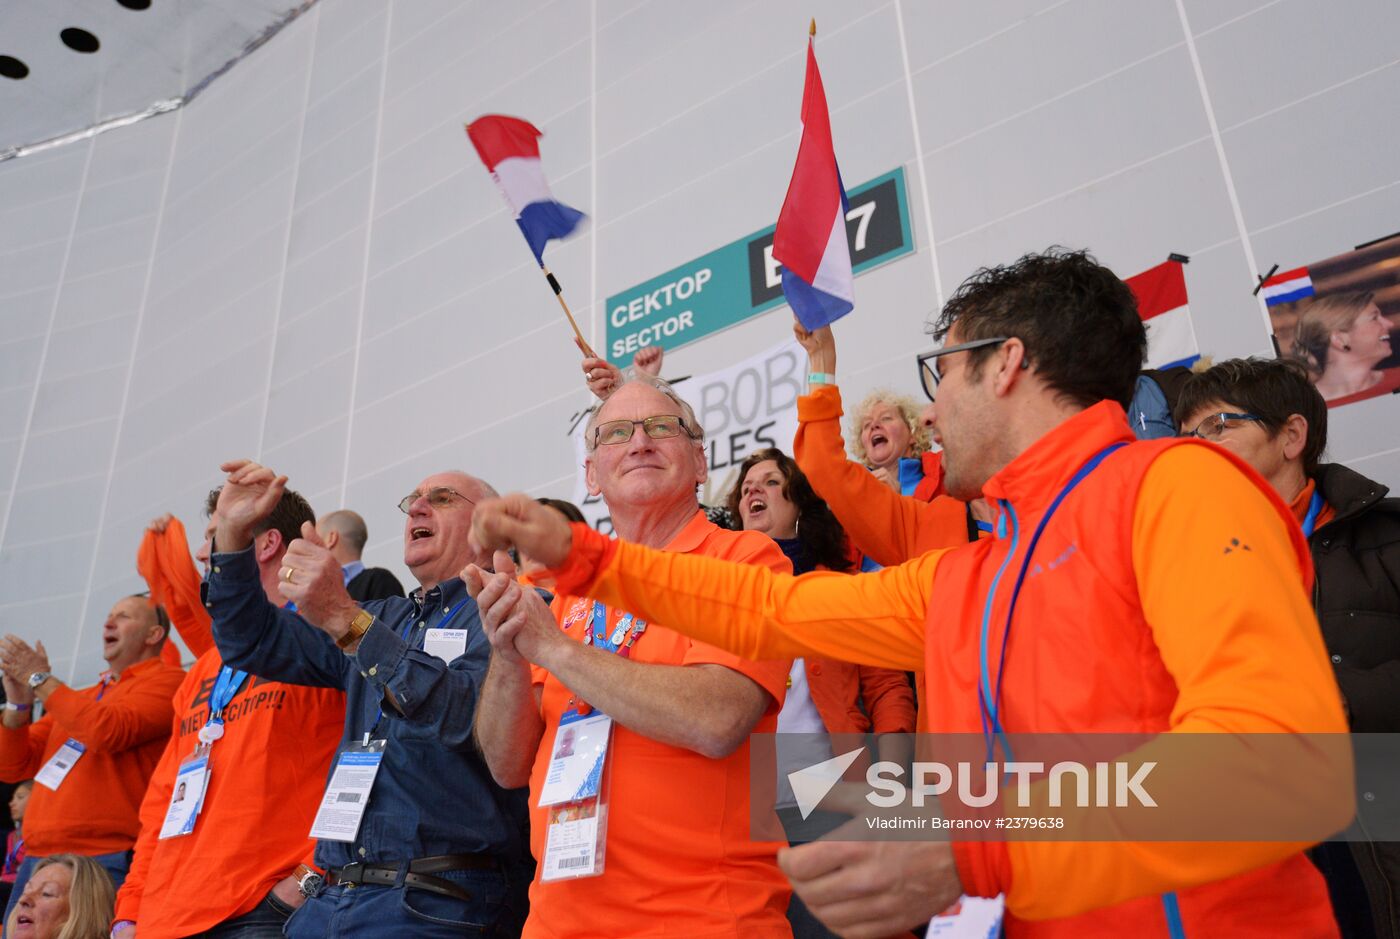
[1178,356,1400,939]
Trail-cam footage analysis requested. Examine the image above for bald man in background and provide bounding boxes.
[317,510,405,602]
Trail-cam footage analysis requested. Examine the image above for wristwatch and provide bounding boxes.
[295,863,324,898]
[335,610,375,652]
[27,672,50,690]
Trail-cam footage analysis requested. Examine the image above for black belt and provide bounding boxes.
[327,854,495,902]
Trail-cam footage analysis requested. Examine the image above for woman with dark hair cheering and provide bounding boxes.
[726,448,916,939]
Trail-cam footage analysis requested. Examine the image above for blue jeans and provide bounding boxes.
[188,891,296,938]
[3,849,130,934]
[284,864,529,938]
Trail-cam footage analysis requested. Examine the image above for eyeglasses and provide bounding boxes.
[916,337,1013,402]
[592,414,698,448]
[1187,412,1263,440]
[397,487,474,514]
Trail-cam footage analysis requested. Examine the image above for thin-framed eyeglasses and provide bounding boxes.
[916,336,1013,402]
[397,487,474,514]
[1187,412,1263,440]
[592,414,698,448]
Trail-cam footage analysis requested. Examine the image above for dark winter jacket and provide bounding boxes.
[1311,461,1400,939]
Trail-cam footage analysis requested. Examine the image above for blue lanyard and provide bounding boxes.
[589,602,641,655]
[365,599,468,742]
[207,665,249,725]
[978,443,1126,762]
[1301,489,1325,538]
[4,835,21,875]
[94,673,115,701]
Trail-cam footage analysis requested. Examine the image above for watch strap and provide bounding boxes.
[335,610,374,651]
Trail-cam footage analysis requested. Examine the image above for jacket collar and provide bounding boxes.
[1314,462,1390,527]
[980,400,1136,511]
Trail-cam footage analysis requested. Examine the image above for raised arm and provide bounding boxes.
[138,514,214,658]
[473,495,938,671]
[955,444,1353,922]
[207,545,350,690]
[791,323,968,564]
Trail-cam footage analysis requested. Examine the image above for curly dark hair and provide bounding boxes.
[930,247,1145,408]
[725,448,852,573]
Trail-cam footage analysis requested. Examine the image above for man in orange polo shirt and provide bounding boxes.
[471,375,793,938]
[112,487,345,939]
[474,250,1353,938]
[0,594,183,925]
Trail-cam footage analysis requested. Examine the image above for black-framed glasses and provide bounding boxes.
[1187,412,1263,440]
[592,414,698,448]
[397,487,473,514]
[916,337,1013,401]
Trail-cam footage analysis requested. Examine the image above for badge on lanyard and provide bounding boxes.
[539,709,613,881]
[424,628,468,664]
[309,739,387,843]
[158,755,209,839]
[928,895,1005,938]
[35,739,85,791]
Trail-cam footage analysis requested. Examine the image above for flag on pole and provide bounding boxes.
[465,115,585,265]
[1259,266,1315,307]
[772,29,854,331]
[1126,259,1198,370]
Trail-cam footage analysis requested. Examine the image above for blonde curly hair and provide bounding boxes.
[847,389,930,463]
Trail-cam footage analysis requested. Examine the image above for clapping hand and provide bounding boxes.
[0,635,51,703]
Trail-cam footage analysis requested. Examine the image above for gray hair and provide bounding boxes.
[583,375,706,453]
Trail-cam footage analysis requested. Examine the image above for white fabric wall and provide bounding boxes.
[1,0,1396,681]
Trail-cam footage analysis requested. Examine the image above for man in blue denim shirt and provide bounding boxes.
[205,459,531,938]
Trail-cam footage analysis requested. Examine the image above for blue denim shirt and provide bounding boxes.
[206,545,530,871]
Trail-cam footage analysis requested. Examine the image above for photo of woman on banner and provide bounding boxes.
[1267,234,1400,409]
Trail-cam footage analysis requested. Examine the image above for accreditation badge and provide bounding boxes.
[34,738,85,791]
[928,894,1005,938]
[309,739,387,843]
[539,709,612,881]
[159,754,209,839]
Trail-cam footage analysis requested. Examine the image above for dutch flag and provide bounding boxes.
[1260,266,1316,307]
[1126,259,1199,370]
[772,34,854,331]
[465,115,585,265]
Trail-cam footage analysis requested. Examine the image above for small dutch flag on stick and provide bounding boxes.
[466,114,595,356]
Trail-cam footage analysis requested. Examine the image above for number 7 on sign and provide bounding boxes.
[762,200,877,290]
[845,200,874,253]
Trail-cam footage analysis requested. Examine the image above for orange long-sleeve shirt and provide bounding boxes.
[0,657,185,856]
[547,403,1352,935]
[793,385,969,565]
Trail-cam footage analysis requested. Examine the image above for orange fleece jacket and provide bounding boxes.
[0,657,185,856]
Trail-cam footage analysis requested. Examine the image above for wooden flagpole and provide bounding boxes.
[541,265,597,358]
